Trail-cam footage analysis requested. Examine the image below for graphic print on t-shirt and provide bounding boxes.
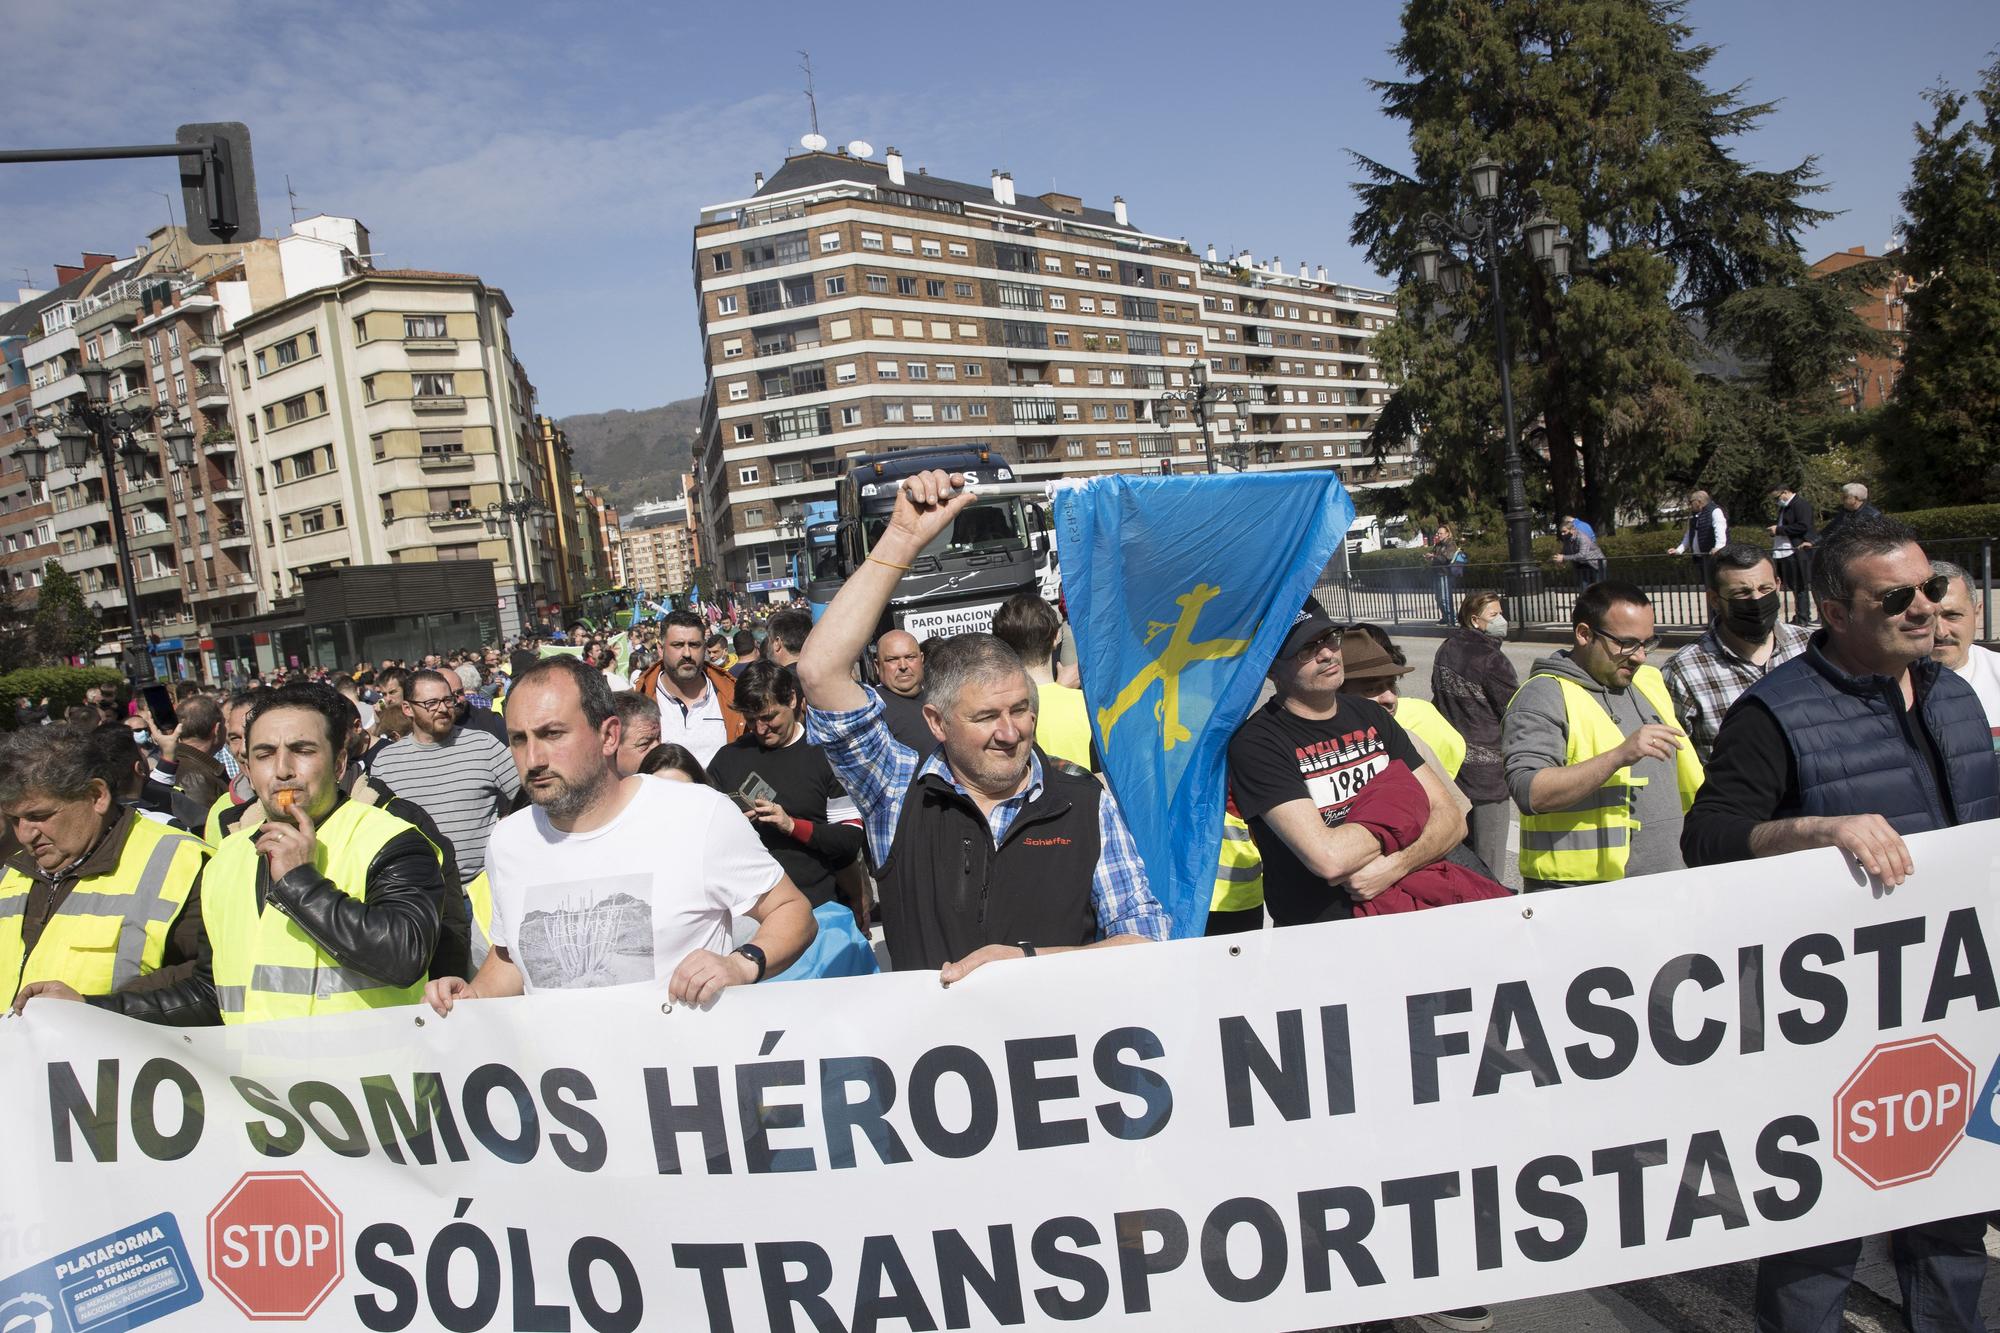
[1296,725,1391,827]
[514,873,655,988]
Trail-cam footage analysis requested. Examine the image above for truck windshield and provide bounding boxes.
[860,497,1027,559]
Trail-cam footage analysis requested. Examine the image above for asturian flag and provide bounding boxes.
[1056,474,1354,937]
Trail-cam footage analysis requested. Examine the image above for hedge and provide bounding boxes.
[0,666,125,728]
[1354,503,2000,572]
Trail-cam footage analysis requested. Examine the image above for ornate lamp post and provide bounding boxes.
[1152,359,1261,475]
[1410,156,1570,603]
[484,482,554,634]
[17,367,195,682]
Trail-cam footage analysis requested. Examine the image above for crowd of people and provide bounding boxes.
[2,468,1991,1333]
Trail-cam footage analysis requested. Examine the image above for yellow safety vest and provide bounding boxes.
[204,799,436,1024]
[464,871,493,971]
[0,815,208,1008]
[1514,666,1704,884]
[1210,811,1265,914]
[1394,697,1466,780]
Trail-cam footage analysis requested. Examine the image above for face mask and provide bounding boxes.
[1721,591,1780,640]
[1481,615,1509,640]
[132,730,150,745]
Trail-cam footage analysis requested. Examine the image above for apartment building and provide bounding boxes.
[1810,245,1912,410]
[533,413,586,607]
[619,496,694,596]
[689,148,1405,592]
[217,220,550,640]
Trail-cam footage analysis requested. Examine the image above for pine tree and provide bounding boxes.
[32,560,97,663]
[1888,59,2000,504]
[1352,0,1830,531]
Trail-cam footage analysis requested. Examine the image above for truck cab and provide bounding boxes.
[821,444,1049,641]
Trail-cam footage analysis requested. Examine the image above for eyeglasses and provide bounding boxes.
[410,697,456,712]
[1293,628,1344,660]
[1855,574,1950,617]
[1589,627,1660,658]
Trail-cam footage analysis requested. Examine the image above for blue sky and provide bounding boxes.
[5,1,1994,418]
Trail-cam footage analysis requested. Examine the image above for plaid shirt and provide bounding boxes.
[1661,622,1812,763]
[217,746,240,780]
[807,686,1168,942]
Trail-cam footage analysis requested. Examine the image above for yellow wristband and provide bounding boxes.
[867,555,913,572]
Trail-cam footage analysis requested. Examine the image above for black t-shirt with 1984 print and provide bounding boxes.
[1226,694,1424,926]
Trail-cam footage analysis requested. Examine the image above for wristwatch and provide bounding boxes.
[1016,941,1037,958]
[732,943,768,983]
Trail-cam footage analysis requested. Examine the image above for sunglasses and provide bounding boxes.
[1855,573,1950,617]
[1292,628,1345,660]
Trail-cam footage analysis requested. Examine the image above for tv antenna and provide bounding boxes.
[286,174,302,225]
[799,50,820,137]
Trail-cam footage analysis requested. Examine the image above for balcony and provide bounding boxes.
[1010,398,1059,425]
[419,448,473,470]
[428,508,484,530]
[219,522,251,548]
[129,525,175,550]
[186,339,223,363]
[411,394,466,413]
[99,340,145,371]
[136,572,182,598]
[201,429,237,455]
[402,336,456,352]
[124,475,166,504]
[193,380,230,408]
[211,479,244,502]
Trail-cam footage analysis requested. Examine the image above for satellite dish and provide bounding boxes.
[847,140,874,158]
[800,133,828,152]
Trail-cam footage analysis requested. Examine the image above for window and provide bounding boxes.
[1057,367,1076,384]
[712,252,733,273]
[870,317,894,336]
[1047,294,1067,311]
[148,334,162,360]
[920,239,941,257]
[404,314,448,339]
[824,276,846,296]
[1067,441,1085,458]
[941,404,963,421]
[907,363,929,380]
[828,319,852,339]
[948,243,969,257]
[1087,369,1105,385]
[172,374,187,401]
[969,403,988,418]
[1052,331,1071,347]
[876,361,900,380]
[930,321,951,339]
[954,282,973,298]
[722,337,743,358]
[1079,297,1097,315]
[860,231,884,251]
[934,363,956,380]
[867,273,889,293]
[840,406,862,426]
[716,295,739,315]
[884,404,906,423]
[896,276,917,296]
[728,381,749,401]
[891,235,914,254]
[835,362,857,384]
[1074,260,1090,276]
[910,404,934,422]
[963,363,984,377]
[1062,404,1080,421]
[1092,405,1109,421]
[1096,440,1112,456]
[362,376,377,403]
[1044,257,1063,272]
[819,232,842,253]
[733,423,755,442]
[743,507,766,528]
[413,373,455,397]
[926,280,945,298]
[738,465,760,485]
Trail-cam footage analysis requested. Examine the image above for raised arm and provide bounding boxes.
[796,470,975,712]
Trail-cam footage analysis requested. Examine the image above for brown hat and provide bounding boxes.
[1340,628,1413,691]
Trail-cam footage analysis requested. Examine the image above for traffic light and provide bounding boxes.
[1158,458,1172,475]
[176,123,259,245]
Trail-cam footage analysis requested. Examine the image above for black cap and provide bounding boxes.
[1276,595,1341,660]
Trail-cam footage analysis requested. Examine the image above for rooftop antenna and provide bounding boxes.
[286,175,303,226]
[799,50,820,138]
[153,190,182,266]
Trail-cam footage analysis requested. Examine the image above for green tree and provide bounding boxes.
[32,560,97,663]
[1887,59,2000,504]
[1353,0,1830,532]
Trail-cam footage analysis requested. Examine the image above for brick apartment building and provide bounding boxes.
[688,147,1405,593]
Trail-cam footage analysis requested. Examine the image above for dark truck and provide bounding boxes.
[807,444,1059,642]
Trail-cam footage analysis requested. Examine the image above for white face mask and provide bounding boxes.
[132,730,151,745]
[1481,615,1509,640]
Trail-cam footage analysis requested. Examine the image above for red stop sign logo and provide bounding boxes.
[207,1171,344,1319]
[1834,1035,1975,1190]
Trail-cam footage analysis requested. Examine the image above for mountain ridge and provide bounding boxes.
[556,397,703,511]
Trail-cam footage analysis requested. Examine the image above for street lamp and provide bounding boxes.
[1411,160,1573,606]
[1153,358,1258,475]
[18,378,194,683]
[775,501,806,600]
[484,484,554,634]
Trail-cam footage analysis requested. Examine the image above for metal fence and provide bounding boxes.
[1312,537,2000,634]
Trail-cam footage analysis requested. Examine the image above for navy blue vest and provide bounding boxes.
[1744,638,2000,834]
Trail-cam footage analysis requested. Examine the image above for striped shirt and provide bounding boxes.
[365,727,521,881]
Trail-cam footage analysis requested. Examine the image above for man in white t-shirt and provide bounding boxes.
[424,656,815,1010]
[1932,559,2000,751]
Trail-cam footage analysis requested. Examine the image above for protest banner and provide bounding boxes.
[2,827,1996,1331]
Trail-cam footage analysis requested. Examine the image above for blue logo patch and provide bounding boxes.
[0,1213,202,1332]
[1969,1055,2000,1147]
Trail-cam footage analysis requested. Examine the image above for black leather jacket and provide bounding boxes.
[91,809,444,1027]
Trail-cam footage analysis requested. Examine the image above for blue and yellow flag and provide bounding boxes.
[1056,474,1354,938]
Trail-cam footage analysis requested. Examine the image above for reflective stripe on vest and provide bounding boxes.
[1210,812,1265,913]
[464,871,493,971]
[0,819,206,1007]
[204,799,433,1024]
[1512,666,1703,883]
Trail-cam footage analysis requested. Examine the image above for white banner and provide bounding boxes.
[3,827,1999,1332]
